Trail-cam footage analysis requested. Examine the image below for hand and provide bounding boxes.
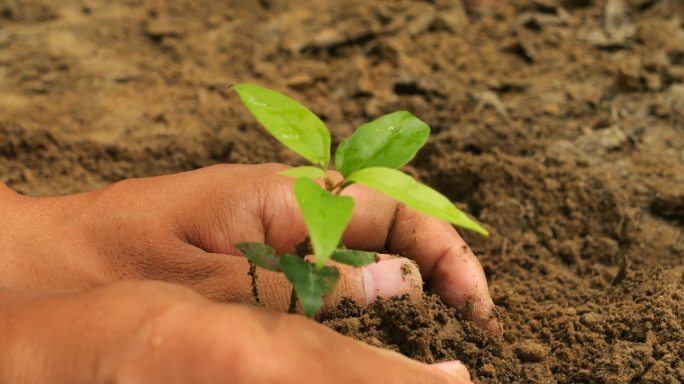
[0,281,473,383]
[0,163,498,333]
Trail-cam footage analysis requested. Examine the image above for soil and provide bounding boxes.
[325,294,526,382]
[1,0,683,383]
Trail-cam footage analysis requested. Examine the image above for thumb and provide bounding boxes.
[260,254,424,313]
[169,247,424,313]
[324,254,424,310]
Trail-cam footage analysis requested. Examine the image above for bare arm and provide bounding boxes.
[0,281,471,383]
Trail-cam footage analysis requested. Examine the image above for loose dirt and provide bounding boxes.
[1,0,682,382]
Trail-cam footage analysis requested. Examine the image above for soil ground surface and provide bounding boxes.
[1,0,683,382]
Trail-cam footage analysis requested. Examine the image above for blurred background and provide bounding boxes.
[1,1,683,382]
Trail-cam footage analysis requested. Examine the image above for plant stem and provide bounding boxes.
[329,180,342,191]
[289,238,311,314]
[288,287,298,313]
[247,261,261,305]
[330,180,354,195]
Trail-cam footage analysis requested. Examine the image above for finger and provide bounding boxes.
[356,254,423,305]
[174,300,474,384]
[163,245,423,313]
[1,281,208,383]
[258,169,398,254]
[4,281,472,383]
[387,204,500,334]
[316,182,498,334]
[432,361,472,382]
[175,165,385,258]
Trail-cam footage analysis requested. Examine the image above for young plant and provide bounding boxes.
[232,83,488,318]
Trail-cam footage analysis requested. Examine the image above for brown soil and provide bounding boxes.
[1,0,683,383]
[325,294,526,382]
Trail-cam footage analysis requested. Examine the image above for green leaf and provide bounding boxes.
[233,83,330,167]
[347,167,489,236]
[294,178,354,268]
[279,166,328,180]
[280,255,340,317]
[335,111,430,177]
[235,242,281,272]
[331,249,378,267]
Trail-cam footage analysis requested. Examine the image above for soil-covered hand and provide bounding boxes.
[0,163,498,333]
[0,281,472,383]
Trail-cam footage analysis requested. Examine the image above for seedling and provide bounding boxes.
[232,83,488,318]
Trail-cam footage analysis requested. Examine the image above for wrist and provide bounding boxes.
[0,183,30,238]
[0,185,105,292]
[0,185,37,288]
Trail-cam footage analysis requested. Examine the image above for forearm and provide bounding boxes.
[0,283,176,383]
[0,281,264,384]
[0,285,139,383]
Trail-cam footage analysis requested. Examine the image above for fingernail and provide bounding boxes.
[362,258,421,304]
[432,360,471,381]
[471,299,502,336]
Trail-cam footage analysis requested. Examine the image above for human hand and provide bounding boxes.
[0,281,473,383]
[0,163,498,333]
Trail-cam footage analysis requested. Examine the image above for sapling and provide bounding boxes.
[232,83,489,318]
